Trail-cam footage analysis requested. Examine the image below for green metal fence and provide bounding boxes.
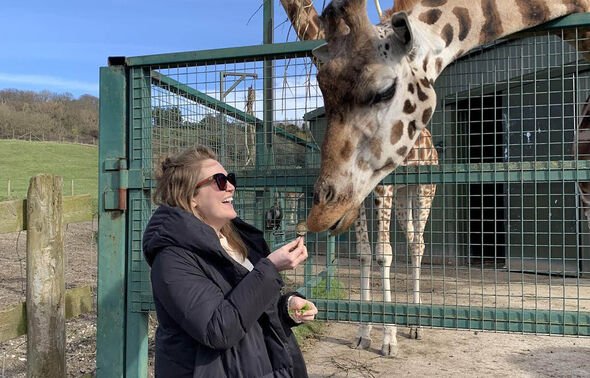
[98,14,590,377]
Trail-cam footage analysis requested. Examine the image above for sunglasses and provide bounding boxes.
[196,173,237,191]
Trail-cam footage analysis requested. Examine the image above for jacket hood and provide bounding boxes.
[142,205,268,266]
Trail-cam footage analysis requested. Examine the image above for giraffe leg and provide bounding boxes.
[394,186,420,340]
[352,205,373,350]
[408,184,436,340]
[375,185,398,357]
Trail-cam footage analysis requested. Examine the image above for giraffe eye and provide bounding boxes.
[371,80,397,105]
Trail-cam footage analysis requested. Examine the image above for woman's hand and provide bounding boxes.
[288,296,318,323]
[267,237,308,271]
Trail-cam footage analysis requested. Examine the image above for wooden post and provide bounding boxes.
[26,174,65,377]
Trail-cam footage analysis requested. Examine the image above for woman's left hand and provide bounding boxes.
[288,296,318,323]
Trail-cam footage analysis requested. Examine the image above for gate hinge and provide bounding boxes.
[102,158,143,211]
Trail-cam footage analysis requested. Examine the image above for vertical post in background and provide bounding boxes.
[97,62,128,377]
[26,174,65,377]
[260,0,274,168]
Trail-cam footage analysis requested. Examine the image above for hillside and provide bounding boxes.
[0,89,98,144]
[0,139,98,201]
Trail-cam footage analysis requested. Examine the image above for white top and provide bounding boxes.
[219,234,254,271]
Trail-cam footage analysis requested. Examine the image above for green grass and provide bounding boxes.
[293,278,346,346]
[310,278,346,300]
[0,140,98,201]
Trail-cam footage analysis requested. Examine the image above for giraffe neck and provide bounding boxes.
[402,129,439,166]
[280,0,324,41]
[407,0,590,80]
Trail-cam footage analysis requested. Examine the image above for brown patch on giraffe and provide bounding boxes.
[441,24,454,47]
[374,158,396,176]
[408,83,415,94]
[408,120,418,139]
[374,185,386,196]
[480,0,504,45]
[420,78,431,88]
[452,7,471,41]
[370,138,383,160]
[416,83,429,102]
[514,0,550,26]
[397,146,408,157]
[422,56,429,72]
[422,107,433,124]
[564,0,586,13]
[356,158,370,171]
[423,0,448,7]
[404,100,417,114]
[340,140,354,160]
[419,9,442,25]
[435,58,443,74]
[391,121,404,144]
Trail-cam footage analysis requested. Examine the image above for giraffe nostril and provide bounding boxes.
[324,185,336,203]
[313,191,320,205]
[313,185,336,205]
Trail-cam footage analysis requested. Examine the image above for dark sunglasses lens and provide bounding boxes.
[227,173,236,187]
[214,174,228,190]
[213,173,236,190]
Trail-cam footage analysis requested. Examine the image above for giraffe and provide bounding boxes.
[305,0,590,236]
[354,129,437,356]
[280,0,438,356]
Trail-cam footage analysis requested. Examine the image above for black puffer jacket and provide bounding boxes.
[143,205,308,378]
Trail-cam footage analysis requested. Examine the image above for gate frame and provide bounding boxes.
[96,12,590,377]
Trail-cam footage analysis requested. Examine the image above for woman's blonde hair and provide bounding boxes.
[153,145,248,259]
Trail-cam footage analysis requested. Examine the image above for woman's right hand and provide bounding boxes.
[267,237,308,271]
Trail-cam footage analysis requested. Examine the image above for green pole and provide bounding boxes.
[96,64,128,378]
[260,0,274,168]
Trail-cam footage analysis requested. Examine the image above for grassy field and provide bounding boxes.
[0,139,98,201]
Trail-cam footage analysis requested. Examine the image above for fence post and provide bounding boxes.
[26,174,65,377]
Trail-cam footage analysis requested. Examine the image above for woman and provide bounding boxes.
[142,145,317,377]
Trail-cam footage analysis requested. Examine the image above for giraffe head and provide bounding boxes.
[307,0,437,233]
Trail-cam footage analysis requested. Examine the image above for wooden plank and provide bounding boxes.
[65,286,94,319]
[0,303,26,342]
[0,198,25,233]
[63,195,95,224]
[0,194,94,234]
[26,174,65,377]
[0,286,95,343]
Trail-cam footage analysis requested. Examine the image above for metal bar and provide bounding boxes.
[312,299,590,336]
[123,40,324,68]
[262,0,274,167]
[235,160,590,188]
[96,65,128,378]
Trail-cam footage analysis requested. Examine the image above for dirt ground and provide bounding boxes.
[2,222,590,377]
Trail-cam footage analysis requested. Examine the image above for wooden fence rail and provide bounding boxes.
[0,286,94,343]
[0,193,95,234]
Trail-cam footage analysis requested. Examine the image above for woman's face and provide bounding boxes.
[192,159,237,232]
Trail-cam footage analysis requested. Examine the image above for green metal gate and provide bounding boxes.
[97,14,590,377]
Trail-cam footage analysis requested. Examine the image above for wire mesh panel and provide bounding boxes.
[124,44,326,314]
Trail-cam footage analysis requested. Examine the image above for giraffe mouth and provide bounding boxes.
[326,206,360,235]
[329,218,342,233]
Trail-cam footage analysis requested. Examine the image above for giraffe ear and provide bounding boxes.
[312,43,330,63]
[390,12,413,53]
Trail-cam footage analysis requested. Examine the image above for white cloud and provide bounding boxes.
[0,72,98,94]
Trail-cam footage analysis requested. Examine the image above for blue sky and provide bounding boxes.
[0,1,382,98]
